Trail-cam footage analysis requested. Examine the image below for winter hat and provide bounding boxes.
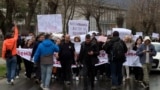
[144,36,151,42]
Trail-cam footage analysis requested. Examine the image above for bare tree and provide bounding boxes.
[91,0,105,34]
[25,0,38,33]
[61,0,76,34]
[0,0,16,35]
[47,0,59,14]
[77,0,93,20]
[127,0,160,35]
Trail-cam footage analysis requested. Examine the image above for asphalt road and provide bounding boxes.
[0,72,160,90]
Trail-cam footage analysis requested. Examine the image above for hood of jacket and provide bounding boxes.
[110,36,120,43]
[41,39,53,47]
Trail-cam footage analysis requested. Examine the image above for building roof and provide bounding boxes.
[104,0,131,10]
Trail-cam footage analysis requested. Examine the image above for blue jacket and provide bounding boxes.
[136,44,157,64]
[34,39,59,62]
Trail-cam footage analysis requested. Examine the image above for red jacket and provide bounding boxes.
[2,26,19,59]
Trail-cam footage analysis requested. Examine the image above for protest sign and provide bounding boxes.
[133,35,140,41]
[17,48,142,67]
[98,36,107,42]
[37,14,62,33]
[123,50,142,67]
[112,28,132,39]
[107,30,112,35]
[136,32,143,36]
[69,20,89,36]
[152,33,159,38]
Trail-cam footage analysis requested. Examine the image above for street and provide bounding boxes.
[0,72,160,90]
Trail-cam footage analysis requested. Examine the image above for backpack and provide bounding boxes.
[112,40,126,62]
[5,42,15,59]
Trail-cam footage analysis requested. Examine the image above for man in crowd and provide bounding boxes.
[59,34,76,85]
[137,36,156,88]
[31,33,45,83]
[103,31,127,90]
[2,24,19,85]
[78,34,99,90]
[34,34,59,90]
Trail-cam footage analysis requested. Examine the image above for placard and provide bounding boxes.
[69,20,89,36]
[112,28,132,39]
[136,32,143,36]
[37,14,62,33]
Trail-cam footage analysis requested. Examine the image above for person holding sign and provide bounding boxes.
[123,35,134,81]
[137,36,156,88]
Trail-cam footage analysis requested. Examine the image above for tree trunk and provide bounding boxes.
[48,0,58,14]
[25,0,38,33]
[96,17,102,34]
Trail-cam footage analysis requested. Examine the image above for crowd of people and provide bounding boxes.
[2,24,157,90]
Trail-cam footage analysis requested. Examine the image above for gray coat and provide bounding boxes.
[136,44,157,64]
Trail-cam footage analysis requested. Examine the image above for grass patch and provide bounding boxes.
[0,64,6,78]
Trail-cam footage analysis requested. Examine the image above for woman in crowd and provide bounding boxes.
[133,37,144,84]
[23,39,34,79]
[123,35,134,81]
[72,36,81,81]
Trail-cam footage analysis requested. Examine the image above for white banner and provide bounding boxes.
[69,20,89,36]
[112,28,132,39]
[152,33,159,38]
[17,49,142,67]
[136,32,143,36]
[123,50,142,67]
[37,14,62,33]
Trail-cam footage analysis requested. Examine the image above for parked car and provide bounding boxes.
[152,42,160,71]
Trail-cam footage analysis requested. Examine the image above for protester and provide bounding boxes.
[34,34,59,90]
[23,39,34,79]
[123,35,134,81]
[59,35,76,85]
[31,33,45,84]
[16,35,22,78]
[72,36,81,81]
[103,31,127,90]
[137,36,157,88]
[132,37,145,86]
[78,34,99,90]
[2,24,18,85]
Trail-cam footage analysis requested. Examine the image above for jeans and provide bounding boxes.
[110,62,123,86]
[41,64,53,88]
[142,63,151,84]
[6,56,17,82]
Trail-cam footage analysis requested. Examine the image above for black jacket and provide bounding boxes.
[31,41,42,58]
[103,37,127,63]
[59,41,75,62]
[78,41,99,65]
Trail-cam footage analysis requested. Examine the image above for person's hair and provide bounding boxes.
[135,37,143,45]
[74,36,81,42]
[5,32,13,39]
[36,33,45,41]
[113,31,119,37]
[85,34,91,39]
[45,34,51,39]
